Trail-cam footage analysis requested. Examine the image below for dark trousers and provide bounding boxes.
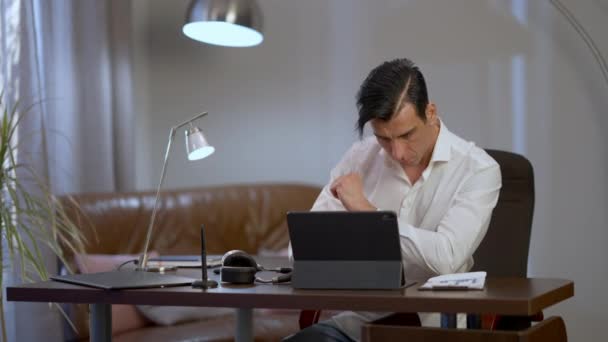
[283,322,355,342]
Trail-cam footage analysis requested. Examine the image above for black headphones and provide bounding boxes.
[217,250,292,284]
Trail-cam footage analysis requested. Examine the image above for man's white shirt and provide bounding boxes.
[307,121,501,341]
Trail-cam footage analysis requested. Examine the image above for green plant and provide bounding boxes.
[0,92,88,341]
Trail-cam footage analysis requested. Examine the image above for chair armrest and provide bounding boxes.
[479,311,545,330]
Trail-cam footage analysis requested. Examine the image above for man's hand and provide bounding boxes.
[330,173,376,211]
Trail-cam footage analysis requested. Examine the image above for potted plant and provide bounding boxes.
[0,93,88,341]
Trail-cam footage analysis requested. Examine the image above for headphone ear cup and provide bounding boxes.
[220,250,259,284]
[221,266,257,284]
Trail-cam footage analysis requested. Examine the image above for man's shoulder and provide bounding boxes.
[446,130,498,170]
[335,137,383,172]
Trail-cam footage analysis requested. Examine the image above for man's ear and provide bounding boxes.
[425,103,438,125]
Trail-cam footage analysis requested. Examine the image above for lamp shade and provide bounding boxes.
[183,0,263,47]
[185,126,215,160]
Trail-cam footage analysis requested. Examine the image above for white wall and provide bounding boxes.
[131,0,608,340]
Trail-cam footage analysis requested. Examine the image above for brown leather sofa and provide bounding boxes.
[58,183,322,342]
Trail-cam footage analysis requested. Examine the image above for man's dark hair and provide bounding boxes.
[356,58,429,137]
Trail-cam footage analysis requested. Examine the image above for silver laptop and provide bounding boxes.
[287,211,405,290]
[51,271,195,290]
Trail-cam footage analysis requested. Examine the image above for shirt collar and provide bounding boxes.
[421,119,452,181]
[380,118,453,183]
[429,119,452,163]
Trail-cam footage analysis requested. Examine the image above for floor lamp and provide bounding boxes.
[549,0,608,88]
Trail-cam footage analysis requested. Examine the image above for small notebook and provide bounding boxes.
[419,271,486,290]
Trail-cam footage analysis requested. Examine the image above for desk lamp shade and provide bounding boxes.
[183,0,263,47]
[186,126,215,161]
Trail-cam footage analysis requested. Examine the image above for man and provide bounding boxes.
[284,58,501,342]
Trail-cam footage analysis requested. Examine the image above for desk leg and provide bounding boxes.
[90,303,112,342]
[236,308,253,342]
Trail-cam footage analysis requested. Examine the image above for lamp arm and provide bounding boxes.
[139,111,209,269]
[175,111,208,130]
[549,0,608,88]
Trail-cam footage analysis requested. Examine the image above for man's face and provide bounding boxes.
[371,102,439,168]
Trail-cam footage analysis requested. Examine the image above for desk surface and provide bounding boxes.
[7,257,574,316]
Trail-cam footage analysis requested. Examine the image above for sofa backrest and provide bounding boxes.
[59,183,322,265]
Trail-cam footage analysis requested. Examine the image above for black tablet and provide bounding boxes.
[287,211,404,289]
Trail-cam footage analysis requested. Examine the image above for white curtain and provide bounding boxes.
[1,0,134,341]
[20,0,135,194]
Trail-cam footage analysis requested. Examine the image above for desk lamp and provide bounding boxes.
[138,111,214,271]
[50,112,214,290]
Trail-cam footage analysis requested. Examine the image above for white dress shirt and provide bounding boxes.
[309,121,502,341]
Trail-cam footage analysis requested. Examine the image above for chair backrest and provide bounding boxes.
[470,149,535,277]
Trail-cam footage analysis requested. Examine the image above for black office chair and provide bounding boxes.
[471,149,534,277]
[299,149,537,331]
[466,149,538,330]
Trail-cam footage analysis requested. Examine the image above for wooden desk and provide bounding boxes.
[6,258,573,342]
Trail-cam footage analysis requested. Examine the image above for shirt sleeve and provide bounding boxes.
[310,141,371,212]
[397,163,502,275]
[289,142,367,260]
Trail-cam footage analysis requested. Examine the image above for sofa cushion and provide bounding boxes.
[114,309,300,342]
[137,305,233,326]
[59,184,322,259]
